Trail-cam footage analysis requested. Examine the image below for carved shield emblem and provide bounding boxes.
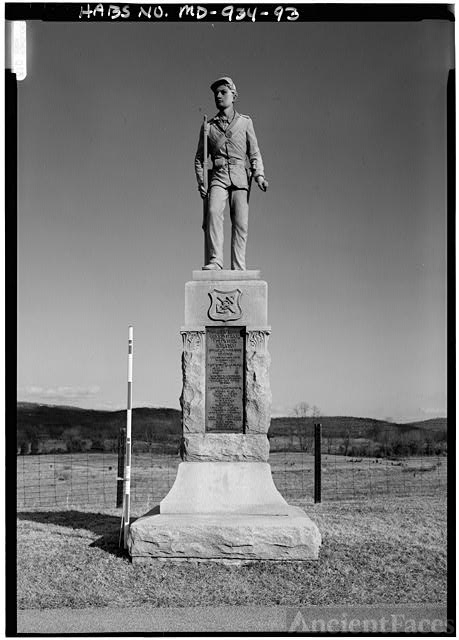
[208,288,242,322]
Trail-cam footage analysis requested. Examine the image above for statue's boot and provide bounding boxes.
[202,262,222,270]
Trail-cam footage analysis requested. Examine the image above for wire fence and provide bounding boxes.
[16,427,447,511]
[269,423,447,503]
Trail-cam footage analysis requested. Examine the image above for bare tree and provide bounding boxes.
[144,425,155,452]
[299,431,314,452]
[311,405,321,418]
[343,430,351,456]
[293,401,310,417]
[292,401,322,451]
[326,433,333,454]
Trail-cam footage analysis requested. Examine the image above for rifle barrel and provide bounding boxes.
[202,115,209,265]
[203,115,208,191]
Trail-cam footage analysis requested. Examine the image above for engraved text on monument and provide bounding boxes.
[206,327,245,432]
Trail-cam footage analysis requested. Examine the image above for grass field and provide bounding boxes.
[17,495,447,610]
[17,451,447,510]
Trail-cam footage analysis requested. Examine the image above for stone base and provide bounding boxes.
[181,434,269,462]
[127,462,322,562]
[160,462,289,514]
[128,507,321,562]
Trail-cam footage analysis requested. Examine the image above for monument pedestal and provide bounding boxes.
[129,508,321,564]
[128,270,321,562]
[161,462,290,514]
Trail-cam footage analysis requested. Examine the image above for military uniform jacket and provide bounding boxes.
[195,111,265,190]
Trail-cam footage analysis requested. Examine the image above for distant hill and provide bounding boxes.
[16,403,446,456]
[16,402,181,453]
[17,402,180,428]
[401,418,447,432]
[270,415,447,437]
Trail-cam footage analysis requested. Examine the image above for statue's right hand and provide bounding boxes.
[199,185,208,199]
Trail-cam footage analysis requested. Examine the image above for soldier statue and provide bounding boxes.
[195,77,268,270]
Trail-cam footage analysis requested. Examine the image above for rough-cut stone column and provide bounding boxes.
[179,329,205,434]
[245,329,272,435]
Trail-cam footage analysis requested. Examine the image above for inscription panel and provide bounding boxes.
[206,326,245,432]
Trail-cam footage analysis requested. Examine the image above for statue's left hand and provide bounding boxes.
[256,176,269,192]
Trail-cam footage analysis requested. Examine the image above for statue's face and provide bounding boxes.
[213,84,235,109]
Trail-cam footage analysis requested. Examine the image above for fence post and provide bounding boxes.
[314,423,322,503]
[116,428,126,508]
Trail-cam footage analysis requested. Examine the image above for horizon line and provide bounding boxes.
[16,400,447,425]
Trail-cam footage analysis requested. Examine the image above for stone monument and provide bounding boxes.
[127,77,321,562]
[128,269,321,561]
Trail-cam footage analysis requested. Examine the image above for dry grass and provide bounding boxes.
[17,495,446,610]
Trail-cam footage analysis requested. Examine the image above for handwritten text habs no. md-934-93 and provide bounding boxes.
[79,4,300,22]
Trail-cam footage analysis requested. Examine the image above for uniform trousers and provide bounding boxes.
[206,185,249,270]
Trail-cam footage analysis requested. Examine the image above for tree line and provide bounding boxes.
[16,402,447,458]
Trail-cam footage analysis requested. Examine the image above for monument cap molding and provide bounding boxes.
[180,325,271,332]
[192,269,261,281]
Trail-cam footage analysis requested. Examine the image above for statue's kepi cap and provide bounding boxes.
[210,76,238,96]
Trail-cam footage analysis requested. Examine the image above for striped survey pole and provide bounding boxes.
[116,428,126,508]
[120,325,133,548]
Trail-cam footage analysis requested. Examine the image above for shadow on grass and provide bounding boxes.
[17,509,153,558]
